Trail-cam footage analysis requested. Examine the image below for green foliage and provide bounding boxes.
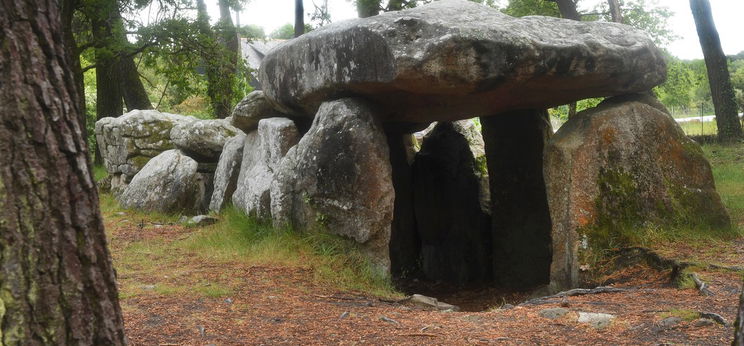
[239,24,266,40]
[656,55,694,109]
[503,0,559,17]
[269,24,296,39]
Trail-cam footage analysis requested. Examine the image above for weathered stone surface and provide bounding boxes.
[412,121,492,284]
[260,0,666,122]
[95,109,193,178]
[118,150,205,213]
[539,307,569,319]
[233,118,300,218]
[170,118,239,162]
[231,91,285,132]
[577,312,615,329]
[483,110,553,289]
[209,134,246,212]
[408,294,459,312]
[545,94,731,290]
[270,98,394,267]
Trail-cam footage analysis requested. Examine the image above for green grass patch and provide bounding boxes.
[181,206,400,298]
[678,120,718,137]
[93,164,108,182]
[660,309,701,322]
[703,143,744,226]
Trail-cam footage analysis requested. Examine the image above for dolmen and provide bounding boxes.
[96,0,730,292]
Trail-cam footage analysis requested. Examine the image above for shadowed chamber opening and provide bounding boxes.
[387,110,553,311]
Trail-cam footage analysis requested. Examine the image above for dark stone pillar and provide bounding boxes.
[412,122,492,284]
[386,129,421,279]
[481,110,553,289]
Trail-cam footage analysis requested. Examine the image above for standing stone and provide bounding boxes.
[482,110,553,289]
[271,98,394,267]
[118,150,205,213]
[209,134,246,212]
[231,90,285,132]
[233,118,300,218]
[170,118,239,162]
[545,94,731,290]
[95,109,193,179]
[412,121,492,284]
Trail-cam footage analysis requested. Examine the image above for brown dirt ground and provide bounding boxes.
[107,217,744,345]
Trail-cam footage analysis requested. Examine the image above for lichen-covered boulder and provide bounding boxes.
[170,118,239,162]
[231,91,285,133]
[270,98,394,267]
[95,109,193,179]
[232,118,300,218]
[209,134,246,212]
[412,121,492,284]
[260,0,666,122]
[118,150,206,213]
[545,94,731,290]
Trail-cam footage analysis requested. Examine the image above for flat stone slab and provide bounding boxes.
[260,0,666,123]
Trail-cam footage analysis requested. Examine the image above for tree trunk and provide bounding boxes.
[553,0,581,20]
[735,280,743,346]
[120,55,153,111]
[357,0,380,18]
[608,0,624,23]
[387,0,404,11]
[690,0,743,142]
[295,0,305,37]
[196,0,233,119]
[0,0,127,344]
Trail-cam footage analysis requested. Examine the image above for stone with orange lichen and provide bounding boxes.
[545,93,730,290]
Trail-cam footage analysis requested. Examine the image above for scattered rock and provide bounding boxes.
[260,0,665,121]
[693,318,716,328]
[270,98,394,268]
[141,284,156,290]
[380,316,400,325]
[95,109,193,179]
[700,312,727,326]
[408,294,460,312]
[539,307,569,320]
[118,150,206,213]
[545,94,730,289]
[187,215,219,227]
[224,298,233,304]
[170,118,240,162]
[209,134,247,212]
[577,312,615,329]
[339,311,349,320]
[231,90,285,132]
[233,118,300,218]
[659,316,682,328]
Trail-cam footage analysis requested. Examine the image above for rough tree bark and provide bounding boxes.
[552,0,581,20]
[0,0,127,344]
[735,280,743,346]
[120,55,153,111]
[690,0,743,142]
[196,0,235,119]
[295,0,304,37]
[608,0,624,23]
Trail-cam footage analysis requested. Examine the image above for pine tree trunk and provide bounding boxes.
[120,55,153,111]
[357,0,380,18]
[608,0,624,23]
[0,0,127,344]
[690,0,743,142]
[294,0,304,37]
[553,0,581,20]
[735,280,743,346]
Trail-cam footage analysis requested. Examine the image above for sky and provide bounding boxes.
[207,0,744,60]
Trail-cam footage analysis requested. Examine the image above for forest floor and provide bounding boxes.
[103,143,744,345]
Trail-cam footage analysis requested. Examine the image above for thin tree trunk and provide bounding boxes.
[295,0,304,37]
[608,0,624,23]
[735,280,743,345]
[120,55,153,111]
[553,0,581,20]
[690,0,743,142]
[0,0,127,343]
[196,0,232,119]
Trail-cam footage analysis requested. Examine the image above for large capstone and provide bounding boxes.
[233,118,300,218]
[95,109,193,179]
[545,94,731,290]
[170,118,239,162]
[118,149,206,213]
[270,98,394,267]
[412,121,492,284]
[209,133,246,212]
[260,0,666,122]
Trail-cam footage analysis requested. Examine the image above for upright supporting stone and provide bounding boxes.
[412,122,492,284]
[481,110,553,289]
[270,98,394,269]
[386,129,421,279]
